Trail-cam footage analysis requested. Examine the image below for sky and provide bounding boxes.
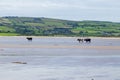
[0,0,120,22]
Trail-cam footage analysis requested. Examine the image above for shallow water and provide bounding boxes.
[0,37,120,80]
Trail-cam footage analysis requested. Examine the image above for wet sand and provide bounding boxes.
[0,45,120,56]
[0,44,120,50]
[0,37,120,80]
[0,36,119,56]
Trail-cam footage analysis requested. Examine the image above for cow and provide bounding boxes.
[84,38,91,43]
[77,38,91,43]
[26,37,32,41]
[77,38,84,43]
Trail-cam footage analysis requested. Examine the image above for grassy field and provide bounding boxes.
[0,33,20,36]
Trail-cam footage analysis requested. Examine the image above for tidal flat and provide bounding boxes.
[0,37,120,80]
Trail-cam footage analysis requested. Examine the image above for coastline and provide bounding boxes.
[0,36,120,39]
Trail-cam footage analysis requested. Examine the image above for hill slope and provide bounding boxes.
[0,16,120,37]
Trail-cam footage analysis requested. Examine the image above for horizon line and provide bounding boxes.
[1,16,119,23]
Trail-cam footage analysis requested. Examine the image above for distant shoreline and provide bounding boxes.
[0,36,120,39]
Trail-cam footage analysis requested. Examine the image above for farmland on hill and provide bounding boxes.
[0,16,120,37]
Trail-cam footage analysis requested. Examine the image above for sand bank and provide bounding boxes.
[0,44,120,50]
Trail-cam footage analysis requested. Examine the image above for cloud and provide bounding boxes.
[0,0,120,10]
[0,0,120,22]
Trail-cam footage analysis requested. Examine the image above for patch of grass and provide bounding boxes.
[0,26,15,32]
[0,33,20,36]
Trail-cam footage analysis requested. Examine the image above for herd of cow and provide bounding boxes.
[77,38,91,43]
[26,37,91,43]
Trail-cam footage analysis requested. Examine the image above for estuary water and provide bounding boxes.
[0,37,120,80]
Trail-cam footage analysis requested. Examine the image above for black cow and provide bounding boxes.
[84,38,91,43]
[77,38,91,43]
[26,37,32,41]
[77,38,84,43]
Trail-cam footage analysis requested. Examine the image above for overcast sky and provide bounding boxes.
[0,0,120,22]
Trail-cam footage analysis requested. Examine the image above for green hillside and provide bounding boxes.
[0,16,120,37]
